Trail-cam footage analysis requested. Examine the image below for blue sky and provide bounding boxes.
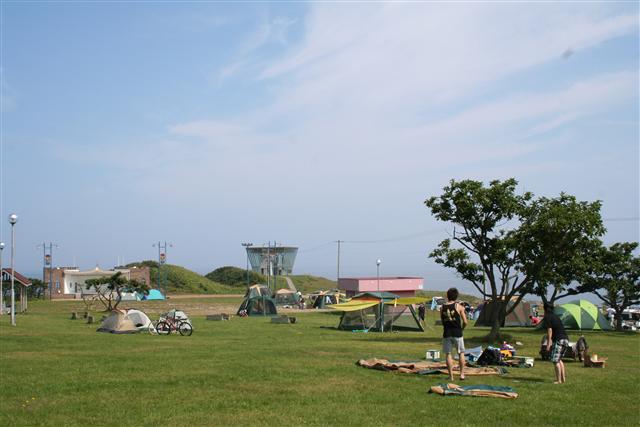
[1,2,638,296]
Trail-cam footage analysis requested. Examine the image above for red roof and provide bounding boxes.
[2,268,32,286]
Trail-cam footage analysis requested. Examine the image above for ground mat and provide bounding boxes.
[357,358,504,376]
[429,383,518,399]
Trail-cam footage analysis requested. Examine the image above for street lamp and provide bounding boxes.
[0,242,4,316]
[241,243,253,286]
[9,213,17,326]
[376,258,383,332]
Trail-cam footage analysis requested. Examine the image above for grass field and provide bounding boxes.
[1,299,639,426]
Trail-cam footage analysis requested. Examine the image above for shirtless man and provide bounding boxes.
[440,288,468,381]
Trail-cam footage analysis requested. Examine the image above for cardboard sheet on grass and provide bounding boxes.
[357,358,504,376]
[429,383,518,399]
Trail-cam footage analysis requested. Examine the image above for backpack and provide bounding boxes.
[477,347,502,366]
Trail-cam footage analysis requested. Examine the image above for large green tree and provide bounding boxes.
[517,194,605,304]
[579,242,640,331]
[426,179,533,341]
[86,272,150,311]
[425,179,606,341]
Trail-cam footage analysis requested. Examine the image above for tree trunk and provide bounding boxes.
[487,300,504,342]
[615,311,624,332]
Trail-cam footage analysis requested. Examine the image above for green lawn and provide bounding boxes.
[1,300,638,426]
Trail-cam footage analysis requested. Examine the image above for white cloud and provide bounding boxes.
[70,3,638,203]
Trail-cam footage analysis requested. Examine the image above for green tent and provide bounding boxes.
[554,300,611,331]
[237,285,278,316]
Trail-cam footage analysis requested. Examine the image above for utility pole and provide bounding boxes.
[336,240,341,281]
[37,242,58,299]
[153,241,172,297]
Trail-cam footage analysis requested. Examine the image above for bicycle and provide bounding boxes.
[155,313,193,336]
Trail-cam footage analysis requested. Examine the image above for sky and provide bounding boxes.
[1,2,638,297]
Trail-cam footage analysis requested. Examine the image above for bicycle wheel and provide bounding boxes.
[178,321,193,336]
[156,321,171,336]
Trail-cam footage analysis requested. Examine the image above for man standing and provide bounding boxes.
[441,288,468,381]
[543,302,569,384]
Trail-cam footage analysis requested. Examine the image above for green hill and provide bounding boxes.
[205,266,265,288]
[126,261,236,294]
[272,275,337,293]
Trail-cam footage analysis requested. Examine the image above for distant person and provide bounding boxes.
[543,302,569,384]
[440,288,468,381]
[418,303,426,322]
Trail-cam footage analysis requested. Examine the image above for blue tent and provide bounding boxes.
[141,289,165,300]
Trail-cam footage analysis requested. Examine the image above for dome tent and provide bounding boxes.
[97,310,138,334]
[554,300,611,331]
[237,285,278,316]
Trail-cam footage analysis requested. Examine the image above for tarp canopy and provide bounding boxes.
[328,301,379,312]
[329,293,424,332]
[554,300,611,330]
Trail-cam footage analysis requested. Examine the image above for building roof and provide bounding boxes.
[340,277,423,281]
[63,266,128,276]
[1,268,32,286]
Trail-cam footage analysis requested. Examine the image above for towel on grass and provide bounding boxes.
[429,383,518,399]
[357,358,504,376]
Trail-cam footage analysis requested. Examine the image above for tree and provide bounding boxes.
[426,179,533,341]
[579,242,640,331]
[205,266,265,287]
[26,278,46,299]
[85,272,150,311]
[425,179,605,341]
[517,194,605,304]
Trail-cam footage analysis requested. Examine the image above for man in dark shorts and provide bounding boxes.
[440,288,468,381]
[543,302,569,384]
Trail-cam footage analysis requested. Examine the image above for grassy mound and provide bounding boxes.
[205,266,265,288]
[126,261,236,294]
[270,275,337,293]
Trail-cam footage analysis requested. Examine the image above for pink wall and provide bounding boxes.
[339,277,424,297]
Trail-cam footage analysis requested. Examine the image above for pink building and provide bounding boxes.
[338,277,424,298]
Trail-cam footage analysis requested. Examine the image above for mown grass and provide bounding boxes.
[1,300,638,426]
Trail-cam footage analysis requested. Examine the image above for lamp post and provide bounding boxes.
[0,242,4,316]
[9,213,17,326]
[241,243,253,286]
[376,258,382,332]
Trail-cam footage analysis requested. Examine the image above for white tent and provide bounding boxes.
[126,309,152,331]
[97,310,138,334]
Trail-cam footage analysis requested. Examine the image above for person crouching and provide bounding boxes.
[441,288,468,381]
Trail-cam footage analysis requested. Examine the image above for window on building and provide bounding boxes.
[55,281,60,290]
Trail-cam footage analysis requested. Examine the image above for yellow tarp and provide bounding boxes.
[384,297,429,305]
[327,301,380,312]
